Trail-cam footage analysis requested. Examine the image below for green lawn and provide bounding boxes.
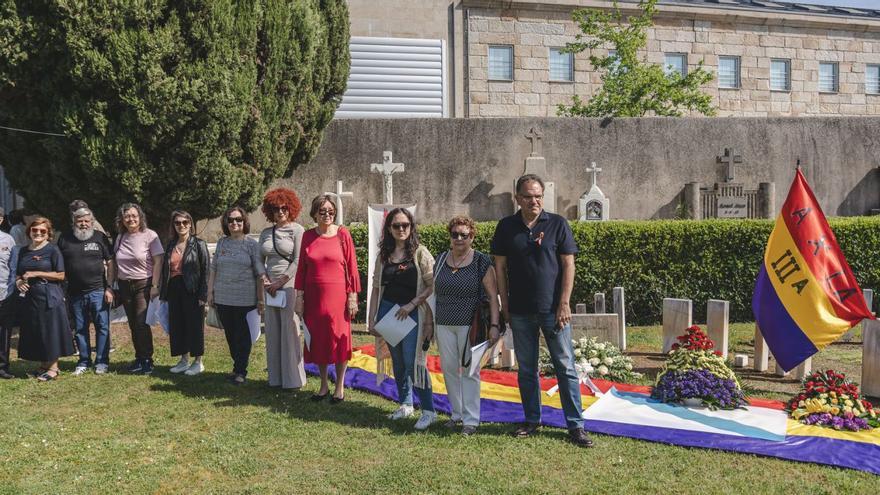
[0,323,876,494]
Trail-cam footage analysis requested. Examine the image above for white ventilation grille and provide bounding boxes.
[336,37,446,119]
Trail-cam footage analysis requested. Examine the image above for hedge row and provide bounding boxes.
[347,217,880,325]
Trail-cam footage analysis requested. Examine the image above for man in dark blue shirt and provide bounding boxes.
[491,174,592,447]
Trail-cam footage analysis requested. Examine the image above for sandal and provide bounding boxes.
[28,367,48,378]
[36,369,60,382]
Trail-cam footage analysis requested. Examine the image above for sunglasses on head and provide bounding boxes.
[227,217,244,224]
[391,222,411,230]
[450,231,470,240]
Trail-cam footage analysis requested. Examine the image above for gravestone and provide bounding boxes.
[795,357,812,381]
[862,319,880,397]
[578,162,610,221]
[522,127,556,213]
[370,151,405,203]
[613,287,627,351]
[594,293,605,314]
[717,147,743,183]
[754,325,770,372]
[734,354,749,367]
[662,298,692,353]
[706,299,729,359]
[570,313,620,348]
[575,303,587,314]
[842,289,873,342]
[775,358,790,377]
[323,180,354,225]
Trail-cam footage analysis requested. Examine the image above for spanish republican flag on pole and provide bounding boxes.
[752,167,874,372]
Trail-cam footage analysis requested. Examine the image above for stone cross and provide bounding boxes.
[525,127,543,157]
[587,161,602,187]
[370,151,405,204]
[324,180,354,225]
[716,148,743,183]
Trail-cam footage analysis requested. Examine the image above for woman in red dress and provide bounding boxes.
[294,195,360,403]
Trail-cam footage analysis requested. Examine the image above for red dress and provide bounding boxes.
[295,227,361,364]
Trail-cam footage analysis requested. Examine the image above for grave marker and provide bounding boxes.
[706,299,729,359]
[594,293,605,314]
[370,151,405,203]
[754,325,769,372]
[613,287,627,351]
[862,319,880,397]
[662,298,692,353]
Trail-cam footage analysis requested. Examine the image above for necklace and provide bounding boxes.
[450,249,471,274]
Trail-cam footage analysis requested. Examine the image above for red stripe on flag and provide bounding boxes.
[779,168,873,322]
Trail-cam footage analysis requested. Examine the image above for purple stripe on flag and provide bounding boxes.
[752,265,818,371]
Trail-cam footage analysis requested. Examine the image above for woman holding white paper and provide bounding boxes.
[159,210,209,376]
[367,208,437,431]
[259,188,307,390]
[434,216,500,436]
[207,206,266,385]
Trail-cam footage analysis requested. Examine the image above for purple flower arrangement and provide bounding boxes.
[652,368,748,410]
[801,413,870,431]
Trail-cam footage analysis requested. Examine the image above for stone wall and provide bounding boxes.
[465,4,880,117]
[198,116,880,239]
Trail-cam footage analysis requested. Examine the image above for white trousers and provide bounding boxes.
[436,324,481,426]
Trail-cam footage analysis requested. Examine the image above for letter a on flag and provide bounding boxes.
[752,167,874,371]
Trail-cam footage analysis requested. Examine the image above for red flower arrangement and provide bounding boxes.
[671,325,722,356]
[787,369,877,431]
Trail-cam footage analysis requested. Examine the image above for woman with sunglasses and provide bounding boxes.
[294,195,360,403]
[113,203,164,375]
[259,188,307,390]
[207,206,266,385]
[433,216,499,435]
[159,210,209,376]
[15,217,73,381]
[367,208,437,430]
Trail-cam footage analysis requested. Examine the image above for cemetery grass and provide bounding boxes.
[0,325,876,495]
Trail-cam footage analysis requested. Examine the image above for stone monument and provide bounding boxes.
[323,180,353,225]
[520,127,556,213]
[578,162,610,221]
[371,151,405,204]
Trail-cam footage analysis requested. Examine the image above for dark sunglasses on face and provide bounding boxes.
[450,232,470,240]
[31,228,48,235]
[227,217,244,224]
[391,222,411,230]
[173,220,190,226]
[318,209,335,216]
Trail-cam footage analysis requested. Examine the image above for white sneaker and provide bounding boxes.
[94,364,109,375]
[414,411,437,431]
[169,359,190,374]
[72,365,89,376]
[388,405,415,420]
[184,361,205,376]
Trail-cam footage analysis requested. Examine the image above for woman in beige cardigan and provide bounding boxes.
[368,208,436,431]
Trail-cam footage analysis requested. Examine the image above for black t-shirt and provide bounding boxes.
[381,258,418,305]
[56,231,112,294]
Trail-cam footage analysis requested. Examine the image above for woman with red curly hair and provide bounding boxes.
[294,195,361,403]
[258,188,307,390]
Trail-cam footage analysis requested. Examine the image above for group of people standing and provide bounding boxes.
[0,174,593,447]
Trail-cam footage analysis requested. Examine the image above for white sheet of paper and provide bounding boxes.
[468,340,491,378]
[145,297,170,335]
[302,322,311,351]
[246,309,261,344]
[156,300,170,335]
[374,304,416,347]
[265,290,286,308]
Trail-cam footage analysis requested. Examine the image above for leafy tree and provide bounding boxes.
[558,0,715,118]
[0,0,349,232]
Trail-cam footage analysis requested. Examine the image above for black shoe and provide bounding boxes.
[140,359,154,375]
[310,392,329,402]
[511,422,541,438]
[0,369,14,379]
[329,396,345,404]
[567,428,594,448]
[126,360,144,373]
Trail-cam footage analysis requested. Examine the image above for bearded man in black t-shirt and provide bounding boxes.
[56,207,114,375]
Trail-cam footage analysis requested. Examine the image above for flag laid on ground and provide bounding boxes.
[308,346,880,475]
[752,167,874,371]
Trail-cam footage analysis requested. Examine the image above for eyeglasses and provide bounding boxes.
[30,228,48,235]
[227,217,244,224]
[318,209,335,216]
[391,222,411,231]
[123,214,139,220]
[450,232,470,240]
[173,220,190,227]
[519,194,544,201]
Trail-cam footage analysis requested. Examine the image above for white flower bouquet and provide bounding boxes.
[539,336,641,383]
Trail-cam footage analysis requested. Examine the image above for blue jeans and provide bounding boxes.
[510,312,583,429]
[380,299,434,412]
[69,289,111,367]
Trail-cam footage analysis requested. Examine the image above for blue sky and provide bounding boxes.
[790,0,878,7]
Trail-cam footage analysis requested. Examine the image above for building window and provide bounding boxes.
[770,59,791,91]
[819,62,839,93]
[664,53,687,77]
[488,45,513,81]
[549,47,573,82]
[867,65,880,94]
[718,56,740,89]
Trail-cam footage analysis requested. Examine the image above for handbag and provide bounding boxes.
[462,253,500,368]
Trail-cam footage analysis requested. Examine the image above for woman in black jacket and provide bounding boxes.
[159,210,209,376]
